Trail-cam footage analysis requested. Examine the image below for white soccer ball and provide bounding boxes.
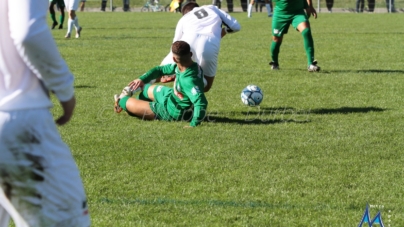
[241,85,263,106]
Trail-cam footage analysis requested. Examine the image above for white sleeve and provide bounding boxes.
[215,7,241,33]
[172,19,185,42]
[8,0,74,102]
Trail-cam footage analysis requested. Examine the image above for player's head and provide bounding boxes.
[171,41,192,64]
[181,1,199,15]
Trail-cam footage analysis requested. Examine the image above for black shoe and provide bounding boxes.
[269,61,279,70]
[52,22,58,29]
[58,24,63,29]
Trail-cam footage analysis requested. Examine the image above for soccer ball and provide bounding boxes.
[241,85,263,106]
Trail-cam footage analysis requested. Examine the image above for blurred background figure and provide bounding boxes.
[385,0,396,12]
[325,0,333,12]
[49,0,65,29]
[213,0,222,9]
[368,0,375,12]
[80,0,86,11]
[247,0,272,17]
[356,0,364,12]
[123,0,130,11]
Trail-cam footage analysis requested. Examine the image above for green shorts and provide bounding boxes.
[148,85,174,121]
[148,85,193,122]
[272,9,308,37]
[50,0,65,7]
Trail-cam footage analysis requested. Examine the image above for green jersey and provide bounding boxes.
[140,63,208,127]
[273,0,307,13]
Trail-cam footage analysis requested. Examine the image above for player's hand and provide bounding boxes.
[56,95,76,126]
[160,75,176,83]
[306,6,317,19]
[221,27,227,38]
[128,79,144,91]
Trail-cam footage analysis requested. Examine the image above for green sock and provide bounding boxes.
[138,84,152,101]
[270,41,281,64]
[59,15,65,25]
[301,28,315,66]
[50,13,57,23]
[118,96,129,111]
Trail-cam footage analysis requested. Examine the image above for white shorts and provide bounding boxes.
[0,109,90,227]
[64,0,80,11]
[162,35,221,78]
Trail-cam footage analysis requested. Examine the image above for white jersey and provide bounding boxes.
[0,0,74,111]
[173,5,240,41]
[161,5,240,78]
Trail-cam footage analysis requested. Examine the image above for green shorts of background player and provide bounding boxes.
[269,0,320,72]
[49,0,65,29]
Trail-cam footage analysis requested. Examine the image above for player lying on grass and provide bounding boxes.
[114,41,208,127]
[157,1,241,92]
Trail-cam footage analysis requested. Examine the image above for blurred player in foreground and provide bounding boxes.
[114,41,208,128]
[269,0,320,72]
[159,1,241,92]
[0,0,90,226]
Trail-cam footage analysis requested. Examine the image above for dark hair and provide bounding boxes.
[172,41,191,58]
[181,1,199,15]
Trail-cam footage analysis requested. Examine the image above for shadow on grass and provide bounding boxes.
[254,106,386,115]
[310,106,386,114]
[74,85,96,89]
[204,106,385,125]
[318,69,404,74]
[205,116,310,125]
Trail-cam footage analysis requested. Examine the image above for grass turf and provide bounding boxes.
[44,11,404,226]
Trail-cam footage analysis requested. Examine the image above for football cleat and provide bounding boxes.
[52,22,58,29]
[269,61,279,70]
[76,27,82,38]
[308,60,321,72]
[58,24,63,29]
[114,94,123,113]
[65,33,71,39]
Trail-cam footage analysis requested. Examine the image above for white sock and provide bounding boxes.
[266,4,271,15]
[247,4,253,17]
[67,18,74,34]
[74,17,80,30]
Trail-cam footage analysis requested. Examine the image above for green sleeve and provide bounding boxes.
[139,64,176,83]
[182,78,208,127]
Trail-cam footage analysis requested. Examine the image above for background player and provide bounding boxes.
[114,41,208,128]
[0,0,91,226]
[247,0,272,17]
[159,1,241,92]
[64,0,83,38]
[269,0,320,72]
[49,0,65,29]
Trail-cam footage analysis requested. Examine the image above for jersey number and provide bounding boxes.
[193,9,208,19]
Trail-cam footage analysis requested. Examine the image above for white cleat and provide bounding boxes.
[76,27,82,38]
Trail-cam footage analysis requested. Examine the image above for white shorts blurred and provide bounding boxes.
[64,0,79,11]
[0,109,90,227]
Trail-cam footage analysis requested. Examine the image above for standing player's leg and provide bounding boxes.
[58,0,66,29]
[269,14,289,70]
[65,0,82,38]
[295,14,320,72]
[49,2,59,29]
[247,0,255,17]
[265,0,272,17]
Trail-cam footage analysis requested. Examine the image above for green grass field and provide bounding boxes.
[45,12,404,226]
